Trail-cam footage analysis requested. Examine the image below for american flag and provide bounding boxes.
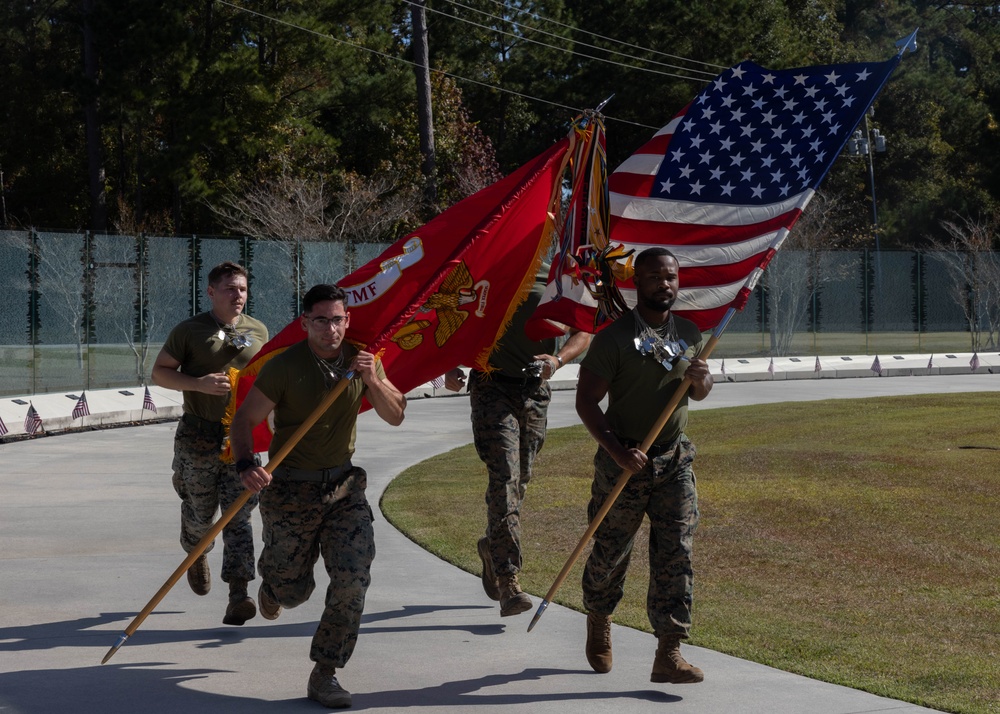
[0,414,7,437]
[767,357,775,376]
[871,355,882,376]
[927,354,934,370]
[72,392,90,419]
[430,375,446,389]
[814,356,822,373]
[530,52,905,335]
[720,358,726,377]
[24,403,42,435]
[142,386,157,413]
[970,353,980,372]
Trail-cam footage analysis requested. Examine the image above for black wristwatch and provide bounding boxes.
[235,457,256,473]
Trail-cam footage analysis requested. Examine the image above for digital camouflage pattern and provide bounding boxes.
[171,419,257,583]
[582,436,699,639]
[258,468,375,668]
[470,376,551,577]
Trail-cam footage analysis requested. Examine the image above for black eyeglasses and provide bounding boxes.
[308,316,348,328]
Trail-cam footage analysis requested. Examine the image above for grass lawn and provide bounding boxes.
[381,393,1000,714]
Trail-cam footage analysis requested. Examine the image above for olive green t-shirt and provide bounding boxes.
[580,311,703,446]
[162,312,269,422]
[487,267,557,377]
[254,341,385,470]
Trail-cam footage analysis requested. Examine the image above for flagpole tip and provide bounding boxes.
[101,633,129,664]
[526,600,549,633]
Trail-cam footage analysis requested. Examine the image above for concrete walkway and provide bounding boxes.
[2,372,998,713]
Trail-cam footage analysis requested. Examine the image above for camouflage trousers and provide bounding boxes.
[258,467,375,669]
[582,435,699,639]
[470,375,551,577]
[171,419,258,583]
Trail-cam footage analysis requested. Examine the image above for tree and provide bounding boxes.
[927,211,1000,351]
[764,192,866,355]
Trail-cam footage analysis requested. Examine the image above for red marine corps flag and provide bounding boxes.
[528,34,917,339]
[224,116,604,456]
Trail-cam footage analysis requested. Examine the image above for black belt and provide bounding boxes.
[473,370,541,387]
[181,413,225,436]
[275,460,353,484]
[619,437,677,458]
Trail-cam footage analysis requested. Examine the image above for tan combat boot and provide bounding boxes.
[223,580,257,626]
[498,573,532,617]
[651,635,704,684]
[307,663,352,708]
[186,554,210,596]
[258,582,283,621]
[585,612,613,673]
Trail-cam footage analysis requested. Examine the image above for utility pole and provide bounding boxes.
[411,0,437,213]
[846,109,886,352]
[82,0,108,231]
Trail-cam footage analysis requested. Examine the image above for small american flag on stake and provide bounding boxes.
[142,386,157,413]
[814,356,822,373]
[0,414,8,437]
[927,354,934,370]
[72,392,90,419]
[970,353,980,372]
[870,355,882,376]
[24,403,43,435]
[767,357,775,376]
[720,358,727,377]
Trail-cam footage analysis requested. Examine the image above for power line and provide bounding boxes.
[461,0,729,71]
[407,0,714,84]
[215,1,658,129]
[426,0,719,79]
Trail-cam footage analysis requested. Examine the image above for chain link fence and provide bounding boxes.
[0,230,994,397]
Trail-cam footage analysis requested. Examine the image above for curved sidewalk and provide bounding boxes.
[2,375,996,713]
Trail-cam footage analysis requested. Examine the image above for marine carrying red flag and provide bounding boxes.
[528,51,907,336]
[225,127,585,456]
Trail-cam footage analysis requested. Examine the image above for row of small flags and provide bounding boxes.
[719,353,983,378]
[872,353,979,375]
[0,386,157,437]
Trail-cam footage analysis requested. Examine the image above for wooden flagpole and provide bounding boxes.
[527,310,733,632]
[102,373,355,664]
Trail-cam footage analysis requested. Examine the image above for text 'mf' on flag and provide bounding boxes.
[581,56,899,334]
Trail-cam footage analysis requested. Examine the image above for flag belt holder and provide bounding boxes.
[617,436,678,459]
[472,369,542,387]
[180,413,226,437]
[274,460,354,485]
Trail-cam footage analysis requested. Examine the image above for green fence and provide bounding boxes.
[0,230,995,397]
